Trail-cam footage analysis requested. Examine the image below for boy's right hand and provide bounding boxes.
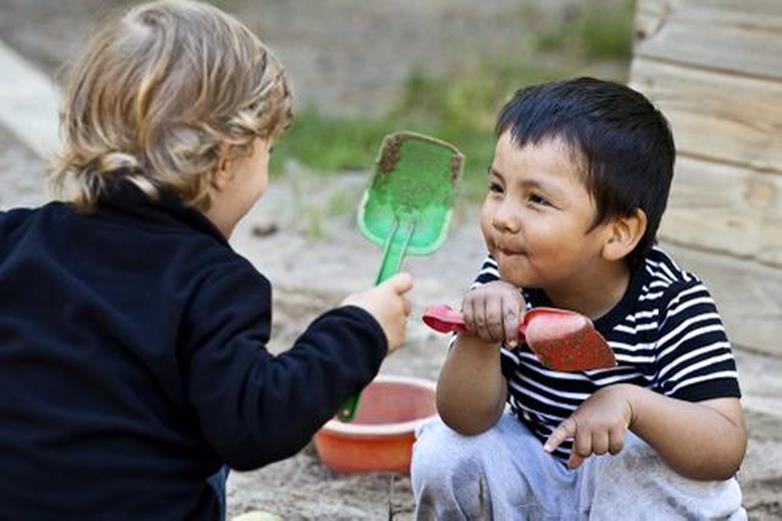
[462,280,525,347]
[341,273,413,354]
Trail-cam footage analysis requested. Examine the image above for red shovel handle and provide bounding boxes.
[421,304,531,337]
[422,304,586,334]
[421,304,470,334]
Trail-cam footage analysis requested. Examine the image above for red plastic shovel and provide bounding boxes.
[422,304,616,372]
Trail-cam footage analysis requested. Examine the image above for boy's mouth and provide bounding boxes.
[495,245,525,257]
[485,234,525,258]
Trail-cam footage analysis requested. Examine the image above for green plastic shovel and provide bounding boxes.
[337,131,464,422]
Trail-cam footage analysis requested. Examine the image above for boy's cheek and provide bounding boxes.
[479,211,496,252]
[481,231,499,260]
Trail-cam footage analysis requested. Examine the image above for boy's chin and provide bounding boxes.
[497,266,534,289]
[489,248,539,288]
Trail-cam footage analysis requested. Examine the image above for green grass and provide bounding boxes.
[270,61,561,201]
[270,108,389,174]
[270,0,634,203]
[326,189,358,218]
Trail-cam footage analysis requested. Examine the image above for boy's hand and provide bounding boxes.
[341,273,413,354]
[544,384,635,469]
[462,280,525,347]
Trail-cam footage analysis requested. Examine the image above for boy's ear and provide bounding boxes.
[602,209,647,262]
[211,142,234,191]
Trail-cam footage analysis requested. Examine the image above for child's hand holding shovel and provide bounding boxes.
[462,280,526,347]
[342,272,413,354]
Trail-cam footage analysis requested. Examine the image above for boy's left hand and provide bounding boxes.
[461,280,525,347]
[543,384,636,469]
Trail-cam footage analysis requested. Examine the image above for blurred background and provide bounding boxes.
[0,0,634,200]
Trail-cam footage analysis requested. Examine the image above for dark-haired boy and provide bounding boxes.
[411,77,747,520]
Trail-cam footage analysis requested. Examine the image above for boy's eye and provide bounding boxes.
[489,181,503,194]
[529,193,550,206]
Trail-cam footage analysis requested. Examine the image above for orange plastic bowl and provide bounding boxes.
[314,374,437,474]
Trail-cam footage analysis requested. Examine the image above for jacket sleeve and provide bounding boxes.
[181,257,387,470]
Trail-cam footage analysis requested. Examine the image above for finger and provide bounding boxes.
[475,299,494,342]
[512,284,525,305]
[573,424,593,463]
[502,295,521,347]
[401,296,412,316]
[568,452,587,470]
[485,298,503,342]
[608,427,625,455]
[383,272,413,295]
[472,298,488,340]
[592,430,610,456]
[462,296,477,334]
[544,417,576,453]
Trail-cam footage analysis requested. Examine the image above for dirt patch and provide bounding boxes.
[228,446,415,520]
[0,128,48,208]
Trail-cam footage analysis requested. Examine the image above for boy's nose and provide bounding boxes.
[492,202,520,233]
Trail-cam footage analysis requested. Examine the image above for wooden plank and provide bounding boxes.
[629,57,782,174]
[659,155,782,267]
[761,178,782,267]
[634,0,782,81]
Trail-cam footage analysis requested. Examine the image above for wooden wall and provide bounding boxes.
[629,0,782,356]
[630,0,782,266]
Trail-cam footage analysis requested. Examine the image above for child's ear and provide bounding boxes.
[602,209,647,262]
[211,142,235,191]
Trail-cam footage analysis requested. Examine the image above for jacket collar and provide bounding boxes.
[97,180,230,247]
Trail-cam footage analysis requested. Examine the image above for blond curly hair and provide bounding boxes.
[51,0,292,211]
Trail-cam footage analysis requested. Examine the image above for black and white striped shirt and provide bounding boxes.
[468,246,741,463]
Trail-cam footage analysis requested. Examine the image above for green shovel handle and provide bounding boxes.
[336,219,415,422]
[374,218,415,285]
[336,393,361,423]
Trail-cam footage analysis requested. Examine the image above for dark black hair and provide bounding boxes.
[496,77,675,266]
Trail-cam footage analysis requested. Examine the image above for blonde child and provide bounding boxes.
[0,1,412,519]
[411,78,747,520]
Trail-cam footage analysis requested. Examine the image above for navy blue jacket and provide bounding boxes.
[0,183,387,519]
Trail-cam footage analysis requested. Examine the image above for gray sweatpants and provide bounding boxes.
[411,414,746,520]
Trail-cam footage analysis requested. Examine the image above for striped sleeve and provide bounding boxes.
[654,279,741,401]
[471,255,500,289]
